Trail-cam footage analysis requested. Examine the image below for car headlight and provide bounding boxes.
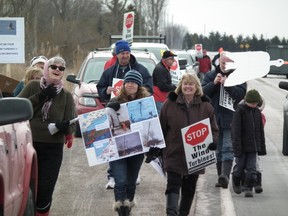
[79,97,97,107]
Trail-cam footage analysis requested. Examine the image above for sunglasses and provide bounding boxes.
[49,65,65,71]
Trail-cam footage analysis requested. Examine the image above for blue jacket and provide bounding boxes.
[97,54,153,101]
[201,67,247,129]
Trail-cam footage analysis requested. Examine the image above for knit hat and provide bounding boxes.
[30,55,47,66]
[244,89,261,103]
[115,40,131,54]
[124,70,143,86]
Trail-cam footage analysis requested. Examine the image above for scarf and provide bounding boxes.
[40,77,64,121]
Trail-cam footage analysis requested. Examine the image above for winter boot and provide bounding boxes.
[244,178,254,197]
[254,172,263,193]
[218,160,233,189]
[232,174,242,194]
[215,162,222,187]
[166,193,179,216]
[121,200,135,216]
[178,195,194,216]
[36,211,49,216]
[113,201,124,216]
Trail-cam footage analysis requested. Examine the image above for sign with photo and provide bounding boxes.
[78,96,166,166]
[181,118,216,174]
[0,17,25,63]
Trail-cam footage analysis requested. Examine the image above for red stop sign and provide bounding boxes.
[170,59,178,71]
[113,80,124,97]
[125,13,134,29]
[195,44,202,51]
[184,123,208,146]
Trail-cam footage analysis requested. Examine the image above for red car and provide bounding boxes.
[0,96,38,216]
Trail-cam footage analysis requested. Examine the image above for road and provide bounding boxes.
[49,75,288,216]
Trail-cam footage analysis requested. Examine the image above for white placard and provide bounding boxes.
[0,17,25,63]
[78,96,165,166]
[122,12,134,44]
[181,118,216,174]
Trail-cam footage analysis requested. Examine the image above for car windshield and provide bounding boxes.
[82,56,156,83]
[83,57,109,83]
[177,53,194,66]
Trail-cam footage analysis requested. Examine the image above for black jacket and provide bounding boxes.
[97,54,153,101]
[231,103,266,157]
[201,68,247,128]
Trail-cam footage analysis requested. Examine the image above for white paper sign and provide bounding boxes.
[78,96,165,166]
[224,51,288,87]
[122,12,134,44]
[219,84,235,111]
[181,118,216,174]
[0,17,25,63]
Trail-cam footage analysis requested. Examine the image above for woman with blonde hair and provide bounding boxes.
[160,73,219,216]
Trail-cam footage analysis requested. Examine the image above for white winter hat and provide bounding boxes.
[30,55,48,66]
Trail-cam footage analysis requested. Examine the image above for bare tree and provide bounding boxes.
[133,0,167,36]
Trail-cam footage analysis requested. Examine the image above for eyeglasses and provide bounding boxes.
[49,65,65,71]
[30,55,48,65]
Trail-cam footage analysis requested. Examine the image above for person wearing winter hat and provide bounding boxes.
[231,89,266,197]
[97,40,152,191]
[18,56,76,216]
[106,69,150,216]
[13,55,47,96]
[152,50,177,115]
[97,39,152,101]
[30,55,48,69]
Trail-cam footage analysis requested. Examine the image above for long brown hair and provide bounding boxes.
[118,85,150,103]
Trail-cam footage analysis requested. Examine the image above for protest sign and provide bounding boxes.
[78,96,165,166]
[181,118,216,174]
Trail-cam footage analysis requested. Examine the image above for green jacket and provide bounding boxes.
[18,80,76,143]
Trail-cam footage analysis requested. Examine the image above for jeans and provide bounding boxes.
[216,128,234,162]
[155,101,163,116]
[107,162,113,179]
[110,154,144,201]
[233,152,257,181]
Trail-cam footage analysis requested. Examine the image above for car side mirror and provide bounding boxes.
[66,74,81,85]
[0,98,33,126]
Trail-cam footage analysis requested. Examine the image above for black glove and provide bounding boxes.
[107,101,120,111]
[55,120,70,133]
[39,84,57,101]
[145,147,162,163]
[208,142,217,151]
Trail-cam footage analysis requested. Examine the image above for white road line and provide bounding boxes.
[220,186,236,216]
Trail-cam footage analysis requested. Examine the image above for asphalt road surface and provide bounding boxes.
[50,75,288,216]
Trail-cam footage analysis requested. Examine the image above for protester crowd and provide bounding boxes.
[13,42,267,216]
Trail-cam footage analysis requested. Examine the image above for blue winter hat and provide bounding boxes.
[124,70,143,86]
[115,40,131,54]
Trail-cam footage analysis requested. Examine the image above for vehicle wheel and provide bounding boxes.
[74,123,82,138]
[283,109,288,155]
[23,187,35,216]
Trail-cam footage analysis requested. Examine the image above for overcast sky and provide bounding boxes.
[167,0,287,39]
